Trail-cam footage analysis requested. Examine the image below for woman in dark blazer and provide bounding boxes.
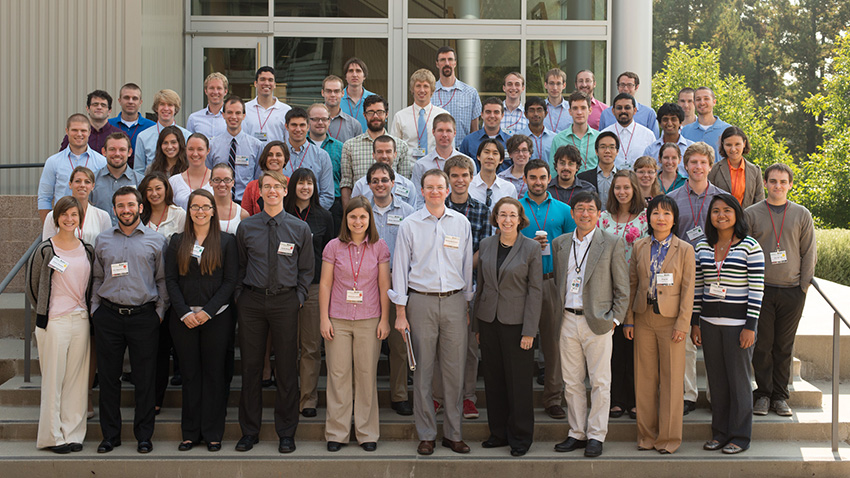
[165,189,238,452]
[706,127,764,208]
[474,197,543,457]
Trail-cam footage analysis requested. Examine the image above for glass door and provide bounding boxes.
[189,37,265,115]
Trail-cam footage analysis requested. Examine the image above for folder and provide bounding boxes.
[404,328,416,371]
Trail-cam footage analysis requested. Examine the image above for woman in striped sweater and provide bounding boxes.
[691,194,764,454]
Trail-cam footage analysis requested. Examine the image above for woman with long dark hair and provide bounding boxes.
[147,126,188,176]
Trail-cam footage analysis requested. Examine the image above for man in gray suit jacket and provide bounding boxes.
[551,191,629,458]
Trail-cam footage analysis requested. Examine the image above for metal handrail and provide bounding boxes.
[808,277,848,453]
[0,236,41,383]
[0,163,43,169]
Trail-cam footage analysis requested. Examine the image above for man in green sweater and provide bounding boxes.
[744,163,816,417]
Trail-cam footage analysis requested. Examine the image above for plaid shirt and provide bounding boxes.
[446,195,491,253]
[431,78,482,147]
[340,131,413,189]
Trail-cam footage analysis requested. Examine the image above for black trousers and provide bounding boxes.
[478,319,535,450]
[753,285,806,401]
[92,305,160,442]
[170,307,233,443]
[701,321,753,449]
[610,324,635,410]
[237,288,300,438]
[330,196,343,238]
[155,309,179,408]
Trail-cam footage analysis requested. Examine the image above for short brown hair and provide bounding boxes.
[338,196,380,244]
[421,168,450,189]
[322,75,344,90]
[568,90,591,108]
[409,69,436,94]
[617,71,640,86]
[683,141,715,168]
[66,113,90,129]
[764,163,794,183]
[489,197,529,229]
[442,155,475,179]
[432,113,456,131]
[52,196,84,229]
[545,68,566,84]
[260,170,289,189]
[104,131,132,150]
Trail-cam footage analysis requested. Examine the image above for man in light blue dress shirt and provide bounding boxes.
[340,58,375,133]
[431,46,482,148]
[544,68,573,133]
[186,72,229,139]
[599,72,660,138]
[281,108,335,210]
[680,87,732,161]
[133,89,192,176]
[206,97,263,202]
[519,97,556,169]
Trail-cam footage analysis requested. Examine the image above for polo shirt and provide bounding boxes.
[519,192,577,274]
[681,116,732,161]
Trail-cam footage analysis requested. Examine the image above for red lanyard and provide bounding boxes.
[345,95,364,122]
[569,131,590,169]
[185,169,209,190]
[612,211,635,237]
[556,186,575,206]
[333,116,344,139]
[548,103,564,132]
[436,88,457,108]
[614,123,636,162]
[505,107,523,130]
[256,105,274,133]
[68,150,89,170]
[295,205,311,222]
[528,199,551,231]
[767,201,788,250]
[531,133,544,161]
[223,202,234,232]
[686,184,708,226]
[413,105,433,145]
[151,207,168,232]
[516,180,526,198]
[290,143,310,170]
[348,242,367,289]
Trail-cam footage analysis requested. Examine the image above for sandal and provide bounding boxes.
[609,406,625,418]
[703,439,723,451]
[722,443,747,454]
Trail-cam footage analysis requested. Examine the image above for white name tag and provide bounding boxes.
[542,244,551,256]
[387,214,402,226]
[111,262,129,277]
[443,235,460,249]
[395,185,410,198]
[657,273,674,285]
[709,283,727,299]
[192,244,204,259]
[346,289,363,303]
[770,250,788,264]
[413,147,427,157]
[570,277,582,294]
[48,256,69,273]
[234,155,249,166]
[278,242,295,256]
[254,131,268,141]
[687,226,705,241]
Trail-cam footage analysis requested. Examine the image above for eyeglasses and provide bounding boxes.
[617,82,636,88]
[189,205,214,212]
[370,178,392,184]
[497,213,519,220]
[514,147,531,155]
[210,177,234,184]
[597,145,617,151]
[574,207,598,215]
[262,184,286,191]
[310,117,330,123]
[364,110,387,118]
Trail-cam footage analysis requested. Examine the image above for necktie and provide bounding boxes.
[267,217,278,290]
[418,107,428,153]
[229,138,237,200]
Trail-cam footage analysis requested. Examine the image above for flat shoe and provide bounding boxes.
[510,447,528,456]
[69,443,83,452]
[554,437,587,452]
[327,441,344,452]
[722,443,747,454]
[361,442,377,452]
[49,444,72,454]
[137,440,153,453]
[703,439,723,451]
[178,441,196,451]
[658,449,671,455]
[609,407,625,418]
[628,408,637,419]
[235,435,259,452]
[207,442,221,452]
[301,408,317,418]
[482,437,509,448]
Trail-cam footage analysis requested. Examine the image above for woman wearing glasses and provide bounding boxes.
[210,164,249,235]
[242,141,289,216]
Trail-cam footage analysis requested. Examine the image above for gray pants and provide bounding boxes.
[408,292,468,441]
[433,301,478,403]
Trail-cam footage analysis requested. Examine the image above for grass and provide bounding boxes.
[815,229,850,286]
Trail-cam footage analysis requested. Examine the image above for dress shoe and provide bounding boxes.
[69,443,83,452]
[49,444,72,454]
[481,437,509,448]
[658,449,671,455]
[554,437,587,452]
[609,407,625,418]
[235,435,259,452]
[584,439,603,457]
[683,400,697,416]
[327,441,344,452]
[279,436,296,453]
[97,439,121,453]
[301,408,317,418]
[511,447,528,457]
[546,405,566,419]
[361,442,377,452]
[417,440,435,455]
[628,408,637,419]
[441,438,470,454]
[178,441,196,451]
[207,442,221,452]
[170,374,182,386]
[137,440,153,453]
[262,373,275,388]
[391,400,413,416]
[703,439,724,451]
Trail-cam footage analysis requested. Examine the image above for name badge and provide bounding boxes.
[413,147,427,157]
[570,277,582,294]
[443,235,460,249]
[254,131,268,141]
[48,256,69,273]
[346,289,363,303]
[234,155,249,166]
[278,242,295,256]
[395,185,410,198]
[686,226,704,241]
[192,244,205,259]
[111,262,129,277]
[708,283,727,299]
[542,244,551,256]
[657,273,674,285]
[770,250,788,264]
[387,214,403,226]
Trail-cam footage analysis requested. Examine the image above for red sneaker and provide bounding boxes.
[463,399,479,419]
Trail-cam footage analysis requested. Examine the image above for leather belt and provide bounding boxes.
[410,289,462,298]
[542,272,555,280]
[101,300,155,316]
[565,307,584,316]
[243,284,294,296]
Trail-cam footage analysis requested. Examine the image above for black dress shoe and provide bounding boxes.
[301,408,317,418]
[97,439,121,453]
[279,436,296,453]
[327,441,344,452]
[178,441,196,451]
[609,407,625,418]
[584,439,603,457]
[121,372,132,383]
[628,408,637,419]
[683,400,697,416]
[207,442,221,452]
[511,447,528,457]
[391,400,413,416]
[481,437,509,448]
[262,373,275,388]
[361,442,377,452]
[69,443,83,452]
[554,437,587,452]
[170,374,182,386]
[536,370,545,386]
[137,440,153,453]
[235,435,259,452]
[49,444,72,454]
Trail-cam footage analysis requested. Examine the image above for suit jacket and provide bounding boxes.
[707,158,764,208]
[576,168,599,192]
[165,232,239,320]
[625,235,695,332]
[473,234,543,337]
[552,228,629,335]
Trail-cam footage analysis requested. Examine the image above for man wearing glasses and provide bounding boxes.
[321,75,362,143]
[206,96,263,203]
[307,103,345,230]
[349,135,417,208]
[598,72,660,138]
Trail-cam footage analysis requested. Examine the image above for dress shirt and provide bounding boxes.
[351,173,417,208]
[459,129,512,171]
[309,134,343,198]
[340,132,413,189]
[519,192,577,274]
[599,101,660,138]
[446,196,491,254]
[667,182,727,248]
[42,203,112,246]
[501,102,528,135]
[340,87,375,133]
[602,122,657,170]
[328,109,362,144]
[411,149,474,205]
[91,222,168,318]
[497,168,526,198]
[242,97,292,143]
[391,103,449,157]
[518,126,556,167]
[323,238,390,321]
[37,147,107,210]
[644,134,694,177]
[371,196,415,264]
[595,166,618,211]
[146,205,186,242]
[550,126,600,173]
[587,97,608,130]
[545,98,573,133]
[469,174,518,211]
[282,139,335,209]
[564,227,596,309]
[388,206,474,305]
[133,123,192,176]
[169,172,214,210]
[681,116,732,161]
[431,78,482,147]
[186,106,228,139]
[108,115,155,167]
[236,209,315,304]
[206,129,263,201]
[59,122,121,153]
[91,166,142,224]
[547,177,595,206]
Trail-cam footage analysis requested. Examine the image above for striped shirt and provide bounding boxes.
[692,236,764,330]
[431,78,482,147]
[340,132,413,189]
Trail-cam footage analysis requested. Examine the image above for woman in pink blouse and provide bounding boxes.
[319,196,391,453]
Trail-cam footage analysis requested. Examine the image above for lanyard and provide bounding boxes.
[505,108,523,131]
[413,105,433,145]
[185,168,209,190]
[289,143,311,170]
[572,235,592,273]
[569,131,591,168]
[686,184,708,227]
[151,207,168,232]
[516,179,526,198]
[68,150,89,170]
[555,186,575,206]
[528,198,550,231]
[767,201,788,251]
[333,116,344,139]
[715,239,734,282]
[348,242,367,289]
[256,105,275,133]
[548,103,564,132]
[531,133,544,161]
[614,123,636,163]
[295,205,311,222]
[345,95,365,123]
[612,212,635,237]
[436,88,457,108]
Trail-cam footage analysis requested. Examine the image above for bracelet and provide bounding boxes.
[622,324,634,328]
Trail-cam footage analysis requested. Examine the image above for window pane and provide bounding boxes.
[273,37,388,109]
[526,40,607,103]
[409,0,520,19]
[191,0,268,16]
[275,0,388,17]
[527,0,607,21]
[203,48,258,102]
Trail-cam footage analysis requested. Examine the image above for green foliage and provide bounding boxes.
[815,229,850,286]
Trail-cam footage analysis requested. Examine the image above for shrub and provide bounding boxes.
[814,229,850,287]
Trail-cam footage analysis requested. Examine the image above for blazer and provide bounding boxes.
[552,228,629,335]
[473,234,543,338]
[707,158,764,208]
[164,232,239,320]
[625,235,696,333]
[576,168,599,192]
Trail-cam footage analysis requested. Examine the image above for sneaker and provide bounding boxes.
[753,396,770,416]
[433,400,443,414]
[462,399,479,419]
[771,399,793,417]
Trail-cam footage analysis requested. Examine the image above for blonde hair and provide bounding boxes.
[204,72,229,91]
[409,68,437,95]
[152,89,182,115]
[683,141,716,168]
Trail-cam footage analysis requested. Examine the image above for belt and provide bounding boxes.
[542,272,555,280]
[410,289,462,298]
[565,307,584,316]
[244,284,294,296]
[101,300,155,316]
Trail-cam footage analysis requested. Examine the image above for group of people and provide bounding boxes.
[27,46,816,459]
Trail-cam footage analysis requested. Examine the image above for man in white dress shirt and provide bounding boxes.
[392,69,448,162]
[242,66,292,144]
[468,139,517,211]
[601,93,656,170]
[186,72,229,139]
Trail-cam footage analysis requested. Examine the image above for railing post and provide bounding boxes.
[832,311,839,453]
[24,294,32,383]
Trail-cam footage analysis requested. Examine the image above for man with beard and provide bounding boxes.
[186,72,229,139]
[322,75,361,143]
[431,46,482,147]
[575,70,608,130]
[599,72,660,137]
[600,93,656,170]
[91,186,168,454]
[350,135,417,208]
[60,90,121,153]
[92,132,142,224]
[340,95,412,207]
[518,97,556,165]
[548,145,595,206]
[678,87,697,126]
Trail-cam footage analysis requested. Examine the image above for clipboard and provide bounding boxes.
[404,328,416,371]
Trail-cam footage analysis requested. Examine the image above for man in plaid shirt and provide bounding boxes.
[431,46,482,148]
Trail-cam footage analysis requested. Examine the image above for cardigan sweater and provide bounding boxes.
[25,238,95,329]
